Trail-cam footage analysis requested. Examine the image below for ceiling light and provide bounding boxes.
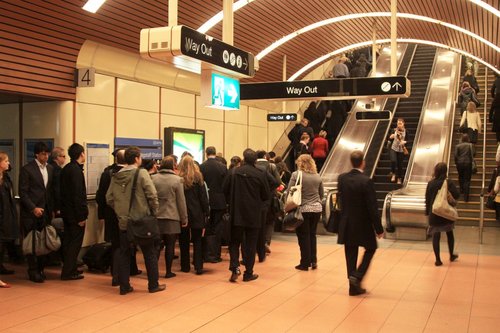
[83,0,106,13]
[197,0,254,33]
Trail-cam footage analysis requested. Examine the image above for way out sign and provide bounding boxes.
[201,70,240,110]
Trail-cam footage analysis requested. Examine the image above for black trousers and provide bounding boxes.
[118,232,159,292]
[456,163,472,201]
[179,227,204,272]
[229,226,259,277]
[295,212,320,267]
[61,221,85,278]
[161,234,177,275]
[344,244,376,281]
[256,209,268,261]
[204,209,224,260]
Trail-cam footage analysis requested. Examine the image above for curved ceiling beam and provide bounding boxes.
[288,38,500,81]
[256,12,499,60]
[197,1,500,34]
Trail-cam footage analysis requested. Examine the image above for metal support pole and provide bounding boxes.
[223,0,234,45]
[372,21,377,77]
[168,0,178,26]
[390,0,397,76]
[283,54,287,113]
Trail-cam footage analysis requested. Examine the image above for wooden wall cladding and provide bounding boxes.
[0,0,169,101]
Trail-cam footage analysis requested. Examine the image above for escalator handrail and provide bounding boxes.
[369,44,417,179]
[479,67,490,243]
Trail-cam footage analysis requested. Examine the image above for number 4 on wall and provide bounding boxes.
[74,68,95,87]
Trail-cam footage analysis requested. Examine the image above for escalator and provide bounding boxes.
[449,62,498,226]
[372,45,436,212]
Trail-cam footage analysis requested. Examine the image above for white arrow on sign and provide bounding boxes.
[243,58,248,70]
[228,84,238,103]
[392,82,402,91]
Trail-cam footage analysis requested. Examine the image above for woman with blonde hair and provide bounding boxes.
[0,151,18,287]
[460,101,482,144]
[178,156,209,274]
[287,154,324,270]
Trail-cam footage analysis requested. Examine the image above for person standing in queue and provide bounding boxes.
[337,150,384,296]
[223,149,269,283]
[19,142,54,283]
[60,143,88,281]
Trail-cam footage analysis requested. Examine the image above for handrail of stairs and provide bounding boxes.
[479,68,489,244]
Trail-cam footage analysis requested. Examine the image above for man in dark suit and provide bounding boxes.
[19,142,54,283]
[199,146,227,262]
[223,149,269,283]
[60,143,88,281]
[337,150,384,296]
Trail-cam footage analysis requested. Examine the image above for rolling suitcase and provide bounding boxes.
[83,242,112,273]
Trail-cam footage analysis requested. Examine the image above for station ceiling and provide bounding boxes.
[170,0,499,81]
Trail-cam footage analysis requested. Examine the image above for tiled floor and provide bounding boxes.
[2,226,500,332]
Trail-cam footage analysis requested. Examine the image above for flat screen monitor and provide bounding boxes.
[164,127,205,164]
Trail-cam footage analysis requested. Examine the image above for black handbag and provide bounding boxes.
[282,207,304,231]
[326,199,341,233]
[127,169,160,243]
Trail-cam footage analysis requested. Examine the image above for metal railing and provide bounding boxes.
[479,68,489,244]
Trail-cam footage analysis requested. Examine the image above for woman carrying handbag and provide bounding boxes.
[425,162,460,266]
[287,155,324,271]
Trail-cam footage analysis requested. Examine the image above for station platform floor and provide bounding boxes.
[2,226,500,333]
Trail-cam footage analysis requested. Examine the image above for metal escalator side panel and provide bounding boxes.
[320,44,409,188]
[387,49,461,229]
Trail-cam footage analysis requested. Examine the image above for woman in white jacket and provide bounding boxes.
[460,101,482,144]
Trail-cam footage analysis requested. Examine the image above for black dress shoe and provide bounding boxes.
[195,269,203,275]
[450,254,459,262]
[229,268,241,282]
[295,264,308,271]
[311,263,318,270]
[61,274,84,281]
[435,260,443,266]
[130,269,142,276]
[149,284,166,293]
[243,274,259,282]
[0,266,15,275]
[120,286,134,295]
[76,269,83,275]
[349,287,367,296]
[112,279,119,286]
[165,272,176,279]
[29,273,44,283]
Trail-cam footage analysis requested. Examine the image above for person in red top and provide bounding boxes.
[311,130,329,172]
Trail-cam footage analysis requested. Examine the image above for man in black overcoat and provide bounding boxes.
[60,143,88,281]
[337,150,384,296]
[199,146,227,262]
[19,142,54,282]
[223,148,269,283]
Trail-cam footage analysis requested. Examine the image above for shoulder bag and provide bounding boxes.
[284,171,302,212]
[282,207,304,231]
[325,193,341,233]
[127,169,160,243]
[432,179,458,221]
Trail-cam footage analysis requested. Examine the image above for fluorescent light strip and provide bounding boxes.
[197,0,254,33]
[289,38,500,81]
[468,0,500,17]
[82,0,106,13]
[256,12,499,60]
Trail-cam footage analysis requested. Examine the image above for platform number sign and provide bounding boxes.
[75,68,95,87]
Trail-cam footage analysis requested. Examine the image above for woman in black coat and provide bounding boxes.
[425,162,460,266]
[178,156,210,275]
[0,151,19,285]
[489,94,500,143]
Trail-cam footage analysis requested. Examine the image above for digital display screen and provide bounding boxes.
[172,131,205,164]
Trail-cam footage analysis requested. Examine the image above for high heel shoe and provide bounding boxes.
[0,280,11,288]
[450,254,459,262]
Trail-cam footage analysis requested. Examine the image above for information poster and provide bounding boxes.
[85,143,110,195]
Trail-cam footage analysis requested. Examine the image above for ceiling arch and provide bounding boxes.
[173,0,499,81]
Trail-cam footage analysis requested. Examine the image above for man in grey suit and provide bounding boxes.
[19,142,53,283]
[337,150,384,296]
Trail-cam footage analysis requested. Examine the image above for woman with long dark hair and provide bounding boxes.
[178,156,210,275]
[0,151,18,287]
[425,162,460,266]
